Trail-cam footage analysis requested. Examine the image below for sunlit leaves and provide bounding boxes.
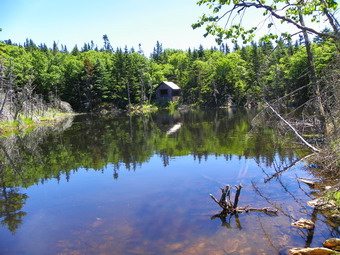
[193,0,339,45]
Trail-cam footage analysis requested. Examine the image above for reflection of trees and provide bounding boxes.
[0,138,29,234]
[0,110,298,189]
[0,109,330,237]
[0,118,73,233]
[0,185,27,234]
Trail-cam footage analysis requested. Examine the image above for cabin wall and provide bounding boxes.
[156,84,179,102]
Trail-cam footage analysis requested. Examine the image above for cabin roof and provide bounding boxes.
[160,81,180,90]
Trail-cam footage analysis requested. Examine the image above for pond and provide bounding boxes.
[0,109,338,255]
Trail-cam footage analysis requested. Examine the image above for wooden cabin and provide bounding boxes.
[155,81,180,103]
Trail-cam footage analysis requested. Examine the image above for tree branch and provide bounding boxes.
[319,0,339,35]
[265,102,320,152]
[234,1,340,40]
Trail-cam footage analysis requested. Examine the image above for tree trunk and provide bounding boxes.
[299,8,328,135]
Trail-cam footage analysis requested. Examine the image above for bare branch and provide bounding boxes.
[265,102,321,152]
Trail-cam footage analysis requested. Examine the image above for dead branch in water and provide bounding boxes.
[210,184,278,217]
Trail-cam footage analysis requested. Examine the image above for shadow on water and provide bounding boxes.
[0,109,338,254]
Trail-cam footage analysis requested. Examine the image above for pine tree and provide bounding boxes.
[71,45,79,56]
[52,41,59,54]
[102,34,112,53]
[225,43,230,54]
[151,41,163,62]
[233,41,240,52]
[137,43,144,55]
[198,44,204,58]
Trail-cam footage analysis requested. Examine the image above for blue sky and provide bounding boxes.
[1,0,221,56]
[1,0,330,56]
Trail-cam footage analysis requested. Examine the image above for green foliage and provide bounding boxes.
[193,0,339,44]
[333,192,340,205]
[0,36,337,110]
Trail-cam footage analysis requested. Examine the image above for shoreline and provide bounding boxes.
[0,112,79,136]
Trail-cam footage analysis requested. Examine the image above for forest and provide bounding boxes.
[0,35,337,112]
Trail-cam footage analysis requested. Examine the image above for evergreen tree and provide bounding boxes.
[197,44,205,59]
[52,41,59,54]
[81,43,89,52]
[233,41,240,52]
[71,45,79,56]
[102,34,112,53]
[225,43,230,54]
[39,43,48,52]
[137,43,144,55]
[151,41,163,63]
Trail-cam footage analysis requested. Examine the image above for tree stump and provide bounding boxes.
[210,184,278,216]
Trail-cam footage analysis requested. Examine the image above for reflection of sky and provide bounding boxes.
[1,152,325,254]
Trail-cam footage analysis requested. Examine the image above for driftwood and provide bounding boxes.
[210,184,278,216]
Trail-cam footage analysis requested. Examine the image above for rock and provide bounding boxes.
[289,247,335,255]
[291,218,315,229]
[58,101,73,113]
[323,238,340,249]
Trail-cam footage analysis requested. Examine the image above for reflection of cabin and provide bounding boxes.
[155,81,180,103]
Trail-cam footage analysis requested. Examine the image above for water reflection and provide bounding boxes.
[0,109,336,254]
[0,186,27,234]
[0,109,290,189]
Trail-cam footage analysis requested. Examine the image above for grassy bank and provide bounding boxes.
[0,111,77,137]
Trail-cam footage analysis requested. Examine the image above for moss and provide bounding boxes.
[333,192,340,206]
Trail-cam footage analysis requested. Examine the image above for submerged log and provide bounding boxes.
[210,184,278,216]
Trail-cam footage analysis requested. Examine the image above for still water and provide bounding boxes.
[0,109,337,255]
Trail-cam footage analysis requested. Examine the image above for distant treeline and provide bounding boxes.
[0,35,337,111]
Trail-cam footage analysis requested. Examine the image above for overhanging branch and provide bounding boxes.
[233,1,340,40]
